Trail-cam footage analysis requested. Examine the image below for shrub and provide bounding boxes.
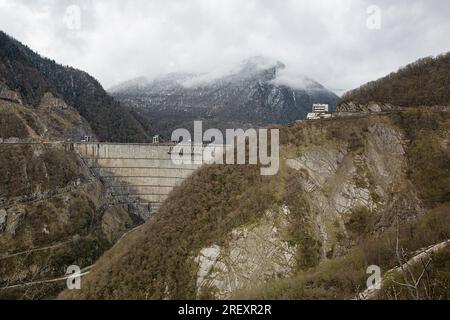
[345,206,373,237]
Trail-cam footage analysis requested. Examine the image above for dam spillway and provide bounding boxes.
[73,143,202,219]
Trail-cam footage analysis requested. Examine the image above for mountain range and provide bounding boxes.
[1,31,338,142]
[0,30,449,300]
[60,51,450,300]
[0,31,150,142]
[110,56,338,139]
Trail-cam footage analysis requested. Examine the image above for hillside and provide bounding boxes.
[0,89,94,142]
[339,52,450,110]
[0,96,143,299]
[111,57,338,139]
[60,108,450,299]
[0,31,146,299]
[0,95,141,299]
[0,141,141,299]
[0,31,151,142]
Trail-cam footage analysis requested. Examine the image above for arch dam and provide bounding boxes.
[73,143,203,220]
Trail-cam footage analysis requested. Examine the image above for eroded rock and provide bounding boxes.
[286,145,346,189]
[39,92,69,110]
[0,82,23,104]
[194,208,296,299]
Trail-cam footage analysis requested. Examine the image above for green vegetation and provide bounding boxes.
[345,206,373,238]
[61,163,277,299]
[392,109,450,206]
[283,175,321,269]
[0,142,136,299]
[237,203,450,299]
[0,107,29,139]
[340,52,450,107]
[246,109,450,300]
[0,144,85,198]
[236,249,367,299]
[60,109,449,300]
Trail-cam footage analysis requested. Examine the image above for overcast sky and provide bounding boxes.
[1,0,449,94]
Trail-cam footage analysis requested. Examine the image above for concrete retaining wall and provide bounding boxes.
[74,143,202,220]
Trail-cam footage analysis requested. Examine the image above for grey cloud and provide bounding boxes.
[1,0,449,93]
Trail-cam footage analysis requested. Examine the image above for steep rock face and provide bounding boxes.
[34,92,93,140]
[111,57,338,139]
[59,109,450,300]
[195,207,296,299]
[192,121,423,298]
[284,122,420,256]
[101,205,134,244]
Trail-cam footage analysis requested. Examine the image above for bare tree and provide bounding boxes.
[392,214,434,300]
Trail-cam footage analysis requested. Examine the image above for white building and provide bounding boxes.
[313,104,329,113]
[307,104,332,120]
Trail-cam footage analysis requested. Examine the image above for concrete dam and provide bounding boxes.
[74,143,202,219]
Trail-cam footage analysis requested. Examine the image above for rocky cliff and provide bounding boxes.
[59,108,450,300]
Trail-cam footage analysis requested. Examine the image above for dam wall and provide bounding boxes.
[74,143,203,220]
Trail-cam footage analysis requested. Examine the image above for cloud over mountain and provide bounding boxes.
[1,0,449,94]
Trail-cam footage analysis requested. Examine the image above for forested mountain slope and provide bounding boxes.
[0,31,144,299]
[0,95,141,299]
[339,52,450,110]
[0,31,151,142]
[60,108,450,299]
[111,56,338,139]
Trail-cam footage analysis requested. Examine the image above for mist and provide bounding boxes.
[1,0,449,94]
